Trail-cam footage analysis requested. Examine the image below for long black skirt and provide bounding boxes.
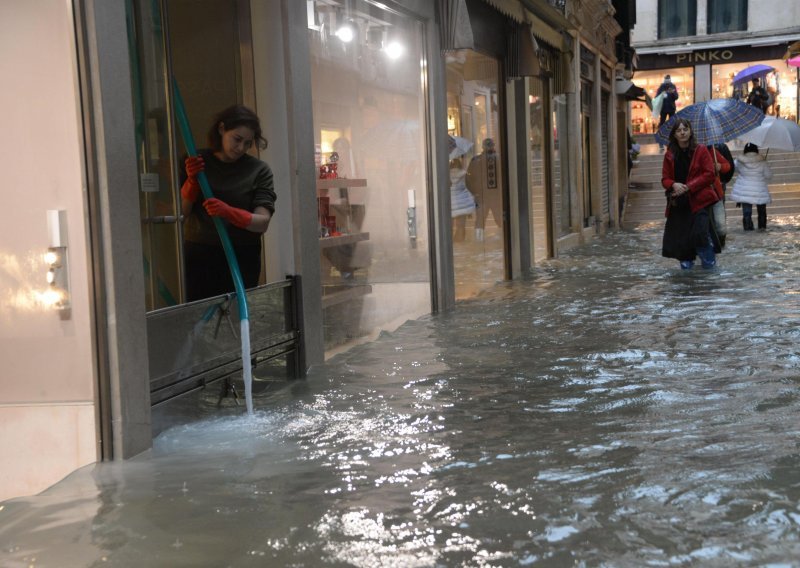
[662,198,721,261]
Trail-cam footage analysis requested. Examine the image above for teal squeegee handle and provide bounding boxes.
[172,78,249,321]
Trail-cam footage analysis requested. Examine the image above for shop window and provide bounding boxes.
[707,0,747,34]
[658,0,697,39]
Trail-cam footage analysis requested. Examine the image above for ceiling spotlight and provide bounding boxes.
[336,19,356,42]
[384,40,405,60]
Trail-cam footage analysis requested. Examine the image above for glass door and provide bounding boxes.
[445,50,506,300]
[127,0,252,310]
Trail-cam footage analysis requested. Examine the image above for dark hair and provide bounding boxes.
[207,105,268,151]
[744,143,759,154]
[667,117,697,153]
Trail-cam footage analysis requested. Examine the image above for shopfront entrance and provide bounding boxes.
[634,43,798,134]
[445,49,507,300]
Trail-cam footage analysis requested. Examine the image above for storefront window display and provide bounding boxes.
[630,68,694,134]
[308,0,431,353]
[712,60,798,122]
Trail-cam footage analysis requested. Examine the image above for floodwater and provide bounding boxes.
[4,219,800,567]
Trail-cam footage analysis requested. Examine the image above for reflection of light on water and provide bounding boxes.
[9,221,800,564]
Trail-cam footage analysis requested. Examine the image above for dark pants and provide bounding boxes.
[659,109,675,127]
[742,203,767,230]
[184,241,262,302]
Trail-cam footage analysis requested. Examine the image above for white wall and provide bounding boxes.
[0,1,97,501]
[631,0,658,44]
[749,0,800,33]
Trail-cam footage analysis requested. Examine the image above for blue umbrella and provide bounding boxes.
[732,64,774,86]
[654,98,765,146]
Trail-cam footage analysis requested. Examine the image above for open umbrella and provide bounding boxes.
[654,98,765,147]
[447,135,473,159]
[732,64,774,86]
[783,40,800,61]
[738,116,800,152]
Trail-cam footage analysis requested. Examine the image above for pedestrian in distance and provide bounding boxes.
[731,143,773,231]
[707,143,734,248]
[660,118,721,269]
[656,74,679,128]
[746,78,769,114]
[180,104,276,301]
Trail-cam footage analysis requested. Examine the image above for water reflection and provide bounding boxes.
[4,220,800,565]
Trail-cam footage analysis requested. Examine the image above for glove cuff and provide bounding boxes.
[180,178,200,202]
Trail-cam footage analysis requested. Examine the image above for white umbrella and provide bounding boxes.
[738,116,800,152]
[448,135,473,159]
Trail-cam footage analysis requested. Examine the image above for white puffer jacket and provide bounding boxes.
[731,152,773,205]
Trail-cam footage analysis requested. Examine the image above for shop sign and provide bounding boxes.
[637,44,787,70]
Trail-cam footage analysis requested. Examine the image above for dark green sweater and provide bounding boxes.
[184,150,276,246]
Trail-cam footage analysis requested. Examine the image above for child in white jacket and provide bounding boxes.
[731,143,773,231]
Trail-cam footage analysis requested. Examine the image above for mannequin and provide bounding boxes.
[467,138,503,241]
[450,158,475,242]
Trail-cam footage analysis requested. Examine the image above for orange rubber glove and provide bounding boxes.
[203,198,253,229]
[180,156,205,203]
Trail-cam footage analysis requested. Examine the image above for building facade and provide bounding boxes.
[1,0,629,502]
[630,0,800,135]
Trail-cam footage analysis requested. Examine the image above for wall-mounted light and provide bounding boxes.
[45,209,70,313]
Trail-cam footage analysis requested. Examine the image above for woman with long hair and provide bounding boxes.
[180,104,276,300]
[660,118,720,269]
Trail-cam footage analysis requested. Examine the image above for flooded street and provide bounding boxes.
[4,219,800,567]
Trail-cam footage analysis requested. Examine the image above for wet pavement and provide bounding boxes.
[4,218,800,567]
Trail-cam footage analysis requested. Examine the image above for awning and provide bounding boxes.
[616,78,651,109]
[480,0,526,22]
[438,0,475,51]
[783,40,800,60]
[506,22,541,78]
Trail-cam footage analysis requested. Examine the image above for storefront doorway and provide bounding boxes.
[445,50,507,300]
[630,67,694,135]
[127,0,256,310]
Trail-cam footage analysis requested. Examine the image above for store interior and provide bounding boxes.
[308,0,432,353]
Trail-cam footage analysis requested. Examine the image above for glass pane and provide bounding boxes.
[445,50,505,300]
[712,61,794,121]
[128,0,182,310]
[658,0,697,39]
[708,0,747,34]
[630,68,694,135]
[529,77,549,263]
[553,94,571,235]
[308,0,431,355]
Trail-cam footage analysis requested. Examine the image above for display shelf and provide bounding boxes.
[319,232,370,249]
[321,284,372,309]
[316,178,367,190]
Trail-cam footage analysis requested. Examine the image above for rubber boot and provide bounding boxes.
[743,217,754,231]
[757,207,767,231]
